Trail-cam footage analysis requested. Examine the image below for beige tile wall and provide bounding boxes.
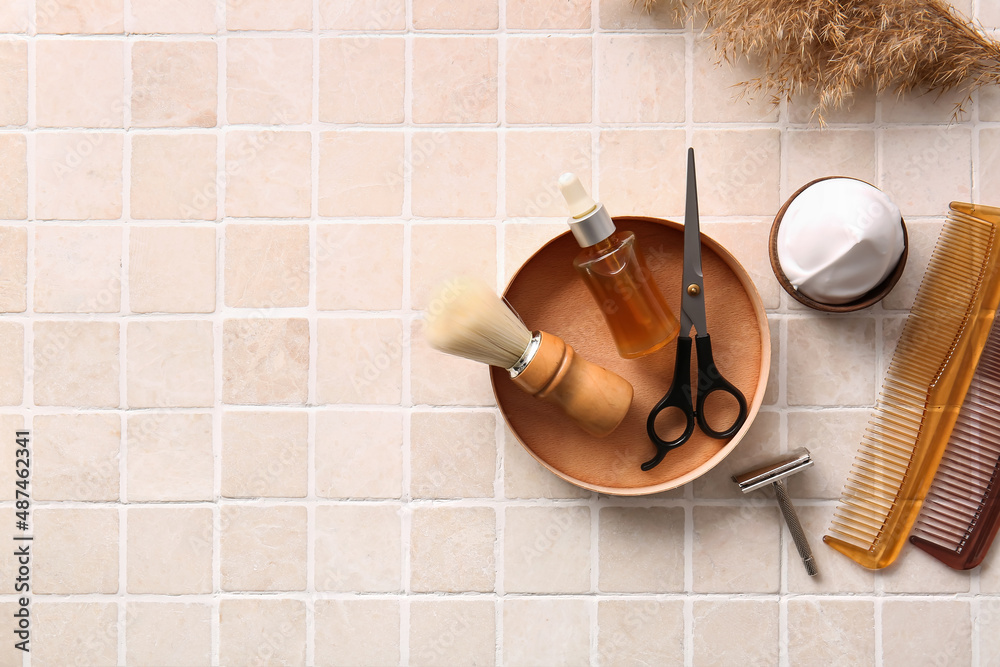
[1,0,999,665]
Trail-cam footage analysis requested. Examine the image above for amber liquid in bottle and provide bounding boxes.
[574,231,680,359]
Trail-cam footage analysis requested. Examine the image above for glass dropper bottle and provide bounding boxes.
[559,173,679,359]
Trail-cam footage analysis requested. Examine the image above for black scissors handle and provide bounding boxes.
[642,334,749,471]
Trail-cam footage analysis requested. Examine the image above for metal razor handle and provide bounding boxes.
[774,479,819,577]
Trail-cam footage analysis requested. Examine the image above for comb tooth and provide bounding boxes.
[915,512,969,542]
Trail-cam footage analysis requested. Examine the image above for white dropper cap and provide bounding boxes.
[558,173,615,247]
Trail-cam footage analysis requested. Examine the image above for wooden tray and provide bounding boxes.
[492,216,770,496]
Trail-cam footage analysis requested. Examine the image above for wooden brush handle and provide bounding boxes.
[512,331,633,437]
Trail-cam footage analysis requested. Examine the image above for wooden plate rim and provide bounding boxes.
[493,215,772,496]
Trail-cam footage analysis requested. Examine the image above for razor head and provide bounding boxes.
[733,448,813,494]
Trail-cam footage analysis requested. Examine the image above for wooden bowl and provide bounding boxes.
[493,216,770,496]
[769,176,909,312]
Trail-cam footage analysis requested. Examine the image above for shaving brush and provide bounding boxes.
[424,278,633,437]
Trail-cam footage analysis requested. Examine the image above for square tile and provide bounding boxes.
[316,223,404,310]
[411,319,496,406]
[222,410,308,497]
[129,226,216,313]
[506,36,591,123]
[131,40,217,127]
[318,131,403,216]
[127,413,214,501]
[411,410,496,498]
[221,505,307,591]
[879,219,941,313]
[504,506,589,593]
[411,131,497,217]
[692,410,780,499]
[127,320,214,407]
[693,40,777,122]
[784,130,877,197]
[227,37,312,124]
[219,599,306,667]
[882,601,971,667]
[0,415,25,501]
[317,317,403,404]
[34,508,118,593]
[0,227,28,313]
[33,321,119,407]
[35,0,123,33]
[0,2,28,32]
[787,317,876,406]
[315,505,402,592]
[598,600,684,667]
[411,506,495,592]
[410,224,496,308]
[693,505,780,592]
[788,87,876,124]
[130,133,217,220]
[0,135,26,220]
[881,546,973,594]
[130,0,218,33]
[33,603,118,667]
[505,130,591,218]
[316,410,403,498]
[983,546,1000,592]
[599,0,682,29]
[0,40,27,126]
[319,0,405,30]
[503,427,591,498]
[787,600,874,667]
[786,410,871,499]
[413,36,497,123]
[599,35,685,123]
[599,507,684,592]
[702,220,780,309]
[33,413,120,501]
[36,40,123,127]
[319,36,404,124]
[693,600,779,666]
[315,600,400,667]
[413,0,497,29]
[692,128,781,216]
[506,0,589,29]
[223,318,309,404]
[982,86,1000,120]
[981,129,1000,208]
[881,86,972,123]
[226,0,311,30]
[787,506,874,594]
[225,224,309,307]
[127,507,212,594]
[0,323,21,405]
[598,129,686,217]
[35,132,122,220]
[881,127,971,216]
[126,602,212,667]
[34,225,121,313]
[503,599,589,667]
[226,130,311,217]
[503,221,566,282]
[410,600,495,667]
[983,599,1000,667]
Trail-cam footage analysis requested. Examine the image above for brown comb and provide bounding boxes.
[909,318,1000,570]
[824,202,1000,569]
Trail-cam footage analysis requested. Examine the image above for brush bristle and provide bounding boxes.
[423,277,533,370]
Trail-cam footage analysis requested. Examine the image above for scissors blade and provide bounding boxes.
[682,147,707,336]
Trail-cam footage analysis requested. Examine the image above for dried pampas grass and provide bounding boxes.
[644,0,1000,120]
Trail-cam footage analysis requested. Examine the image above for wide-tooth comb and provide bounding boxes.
[909,318,1000,569]
[824,202,1000,570]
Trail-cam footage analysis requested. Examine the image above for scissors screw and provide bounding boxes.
[687,284,701,297]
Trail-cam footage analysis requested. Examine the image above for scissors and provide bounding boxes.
[642,148,749,472]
